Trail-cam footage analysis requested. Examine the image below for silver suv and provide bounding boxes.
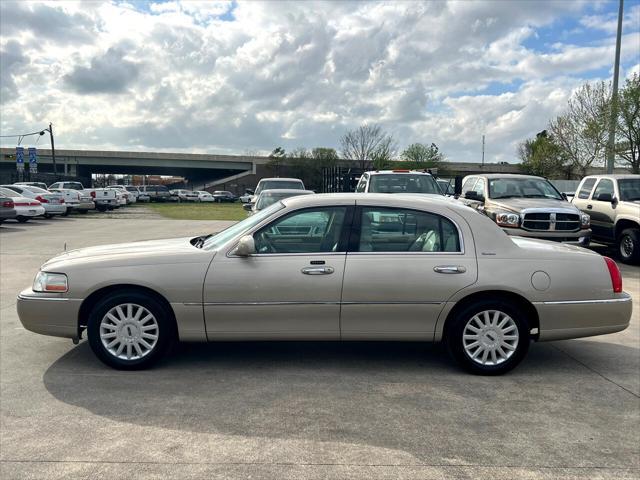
[572,174,640,264]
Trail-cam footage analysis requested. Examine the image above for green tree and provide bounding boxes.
[550,81,610,177]
[401,142,444,165]
[518,130,566,178]
[615,73,640,173]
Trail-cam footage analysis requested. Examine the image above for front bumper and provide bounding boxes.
[502,227,591,246]
[534,293,632,341]
[17,289,82,339]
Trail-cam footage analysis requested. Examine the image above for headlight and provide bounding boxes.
[33,272,68,293]
[495,212,520,228]
[581,213,590,228]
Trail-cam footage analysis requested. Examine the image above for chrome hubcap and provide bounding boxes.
[99,303,159,361]
[621,235,634,257]
[463,310,519,366]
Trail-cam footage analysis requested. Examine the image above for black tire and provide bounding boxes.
[96,205,107,212]
[446,299,530,375]
[44,214,53,219]
[62,208,70,217]
[17,216,29,223]
[79,209,88,214]
[87,291,175,370]
[617,228,640,265]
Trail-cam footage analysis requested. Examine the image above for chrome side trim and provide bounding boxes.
[534,297,631,305]
[188,301,444,306]
[17,294,75,302]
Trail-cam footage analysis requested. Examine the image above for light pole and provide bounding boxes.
[41,123,57,177]
[606,0,624,174]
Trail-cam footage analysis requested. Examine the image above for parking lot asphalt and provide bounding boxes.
[1,217,639,479]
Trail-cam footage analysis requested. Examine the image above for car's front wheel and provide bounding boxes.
[618,228,640,265]
[87,292,174,370]
[446,300,530,375]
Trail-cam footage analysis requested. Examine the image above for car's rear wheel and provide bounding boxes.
[87,292,174,370]
[446,300,530,375]
[16,216,29,223]
[617,228,640,265]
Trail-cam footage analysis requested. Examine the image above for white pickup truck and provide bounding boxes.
[49,181,117,212]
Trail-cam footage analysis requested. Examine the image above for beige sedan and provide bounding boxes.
[17,194,632,374]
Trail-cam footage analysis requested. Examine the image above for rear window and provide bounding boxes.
[256,180,304,193]
[63,182,84,190]
[368,174,440,194]
[578,178,597,199]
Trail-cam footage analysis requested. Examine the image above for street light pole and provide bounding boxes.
[606,0,624,174]
[47,122,57,178]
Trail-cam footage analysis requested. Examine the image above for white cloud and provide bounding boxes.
[0,0,638,164]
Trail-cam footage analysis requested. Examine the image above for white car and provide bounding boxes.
[2,185,66,218]
[48,188,95,214]
[0,187,45,222]
[194,191,216,202]
[170,189,199,202]
[110,186,135,204]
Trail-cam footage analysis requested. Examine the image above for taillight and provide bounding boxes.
[90,191,96,198]
[29,201,41,206]
[604,256,622,293]
[59,198,65,204]
[2,200,14,208]
[35,195,49,203]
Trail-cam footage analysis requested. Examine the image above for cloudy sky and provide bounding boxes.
[1,0,639,163]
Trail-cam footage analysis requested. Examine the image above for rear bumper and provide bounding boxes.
[17,289,82,339]
[43,204,67,215]
[534,294,632,341]
[73,200,95,210]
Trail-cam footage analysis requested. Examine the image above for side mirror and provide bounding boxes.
[242,203,253,211]
[596,192,612,202]
[235,235,256,256]
[561,192,568,200]
[465,191,484,202]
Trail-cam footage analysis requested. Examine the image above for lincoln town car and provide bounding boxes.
[17,194,632,375]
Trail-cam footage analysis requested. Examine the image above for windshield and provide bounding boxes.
[368,174,441,194]
[255,180,303,194]
[488,178,562,200]
[202,201,285,250]
[618,179,640,201]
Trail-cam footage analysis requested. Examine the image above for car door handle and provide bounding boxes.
[587,204,592,209]
[434,265,467,274]
[301,266,334,275]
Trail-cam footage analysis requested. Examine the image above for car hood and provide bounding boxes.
[488,197,578,213]
[42,237,211,270]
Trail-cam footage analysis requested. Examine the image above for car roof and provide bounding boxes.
[366,170,433,176]
[465,173,544,180]
[281,192,467,211]
[258,178,304,182]
[260,189,314,195]
[581,174,639,180]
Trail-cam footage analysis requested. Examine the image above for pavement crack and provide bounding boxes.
[551,344,639,399]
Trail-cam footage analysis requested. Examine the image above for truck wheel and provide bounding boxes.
[446,299,530,375]
[618,228,640,265]
[87,291,175,370]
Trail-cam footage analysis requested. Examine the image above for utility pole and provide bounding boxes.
[481,135,485,167]
[48,122,57,178]
[606,0,624,174]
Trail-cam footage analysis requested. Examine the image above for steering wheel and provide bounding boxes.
[256,232,277,253]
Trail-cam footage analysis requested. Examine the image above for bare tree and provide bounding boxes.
[550,82,610,177]
[340,124,395,170]
[616,73,640,173]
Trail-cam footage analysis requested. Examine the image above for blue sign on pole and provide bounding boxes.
[16,146,24,170]
[28,147,37,173]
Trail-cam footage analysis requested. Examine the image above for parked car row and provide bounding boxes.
[169,189,239,203]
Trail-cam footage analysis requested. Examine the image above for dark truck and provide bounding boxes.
[460,174,591,246]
